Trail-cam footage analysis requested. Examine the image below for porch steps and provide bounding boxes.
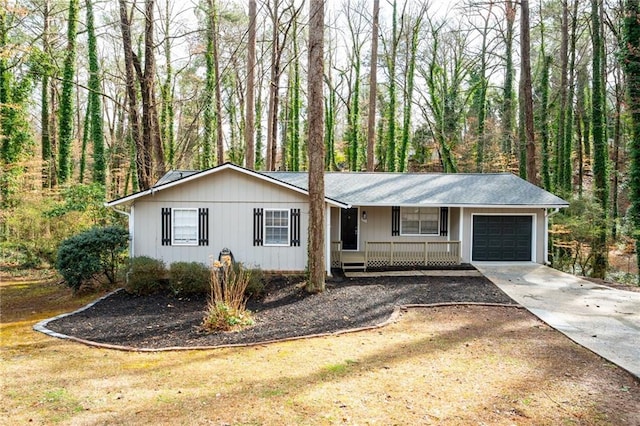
[340,252,367,271]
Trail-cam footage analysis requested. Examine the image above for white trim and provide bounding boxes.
[339,207,360,251]
[459,207,465,260]
[171,208,199,246]
[105,163,350,209]
[130,205,135,257]
[325,205,332,276]
[470,213,537,263]
[263,208,290,247]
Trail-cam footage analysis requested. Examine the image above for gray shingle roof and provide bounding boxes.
[262,171,568,207]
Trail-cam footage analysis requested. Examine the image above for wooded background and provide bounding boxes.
[2,0,640,281]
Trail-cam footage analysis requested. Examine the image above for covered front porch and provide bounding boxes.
[329,204,462,272]
[331,240,461,271]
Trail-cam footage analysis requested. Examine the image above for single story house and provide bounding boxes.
[106,162,569,275]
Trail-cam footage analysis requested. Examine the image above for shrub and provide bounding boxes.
[55,226,129,292]
[169,262,210,296]
[242,265,265,298]
[202,262,254,331]
[125,256,168,296]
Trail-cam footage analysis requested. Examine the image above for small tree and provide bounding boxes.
[56,226,129,292]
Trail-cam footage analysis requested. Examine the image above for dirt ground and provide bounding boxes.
[2,272,640,425]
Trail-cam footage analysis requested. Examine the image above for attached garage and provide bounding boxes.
[472,215,533,261]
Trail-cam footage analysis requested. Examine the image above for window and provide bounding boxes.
[401,207,439,235]
[172,209,198,245]
[264,209,290,245]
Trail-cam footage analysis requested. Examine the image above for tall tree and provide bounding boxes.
[591,0,608,278]
[212,0,223,165]
[40,0,53,188]
[57,0,79,184]
[384,0,400,172]
[306,0,325,293]
[520,0,537,185]
[0,2,34,204]
[555,0,570,193]
[539,55,552,191]
[399,4,425,172]
[245,0,256,169]
[623,0,640,280]
[500,0,516,155]
[86,0,105,184]
[473,1,492,172]
[366,0,379,171]
[202,0,216,168]
[160,0,175,169]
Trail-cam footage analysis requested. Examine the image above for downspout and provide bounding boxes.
[107,204,134,258]
[544,208,561,265]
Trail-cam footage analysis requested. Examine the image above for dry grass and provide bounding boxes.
[1,274,639,425]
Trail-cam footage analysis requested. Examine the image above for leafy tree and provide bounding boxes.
[86,0,105,184]
[0,5,35,206]
[623,0,640,281]
[57,0,79,184]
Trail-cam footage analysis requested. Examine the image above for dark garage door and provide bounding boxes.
[472,215,532,261]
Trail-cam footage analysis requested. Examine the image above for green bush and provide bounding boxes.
[242,266,265,298]
[125,256,168,296]
[55,226,129,292]
[169,262,210,296]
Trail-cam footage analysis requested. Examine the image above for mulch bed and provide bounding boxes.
[45,274,517,350]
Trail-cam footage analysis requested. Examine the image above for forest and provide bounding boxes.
[2,0,640,284]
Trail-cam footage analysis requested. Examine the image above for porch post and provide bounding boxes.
[459,207,465,262]
[325,205,332,276]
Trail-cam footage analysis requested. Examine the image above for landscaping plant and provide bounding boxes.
[55,226,129,292]
[125,256,169,296]
[202,261,254,331]
[169,261,210,296]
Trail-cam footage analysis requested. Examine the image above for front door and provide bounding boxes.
[341,208,359,250]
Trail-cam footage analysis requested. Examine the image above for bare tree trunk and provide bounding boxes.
[245,0,256,169]
[366,0,379,172]
[119,0,151,189]
[141,0,165,178]
[520,0,537,185]
[212,0,224,165]
[306,0,325,293]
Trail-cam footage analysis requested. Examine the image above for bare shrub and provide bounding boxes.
[202,261,254,332]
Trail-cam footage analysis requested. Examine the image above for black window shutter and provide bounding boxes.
[391,206,400,236]
[253,208,264,246]
[290,208,301,246]
[440,207,449,236]
[161,208,172,245]
[199,208,209,246]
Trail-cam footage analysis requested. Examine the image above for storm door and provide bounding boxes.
[340,208,359,250]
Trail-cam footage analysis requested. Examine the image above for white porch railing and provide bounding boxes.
[331,241,461,270]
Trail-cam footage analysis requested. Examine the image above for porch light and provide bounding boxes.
[361,210,367,221]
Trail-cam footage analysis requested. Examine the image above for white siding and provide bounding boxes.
[133,169,309,271]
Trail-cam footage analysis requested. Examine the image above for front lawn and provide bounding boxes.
[1,273,639,425]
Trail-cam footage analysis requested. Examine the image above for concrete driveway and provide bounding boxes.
[475,262,640,380]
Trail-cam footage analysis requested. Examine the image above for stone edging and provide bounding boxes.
[33,291,522,353]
